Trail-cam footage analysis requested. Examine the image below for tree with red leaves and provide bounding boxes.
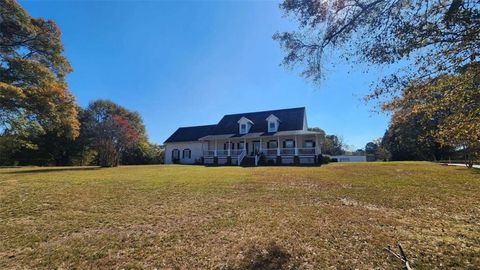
[95,115,140,167]
[84,100,144,167]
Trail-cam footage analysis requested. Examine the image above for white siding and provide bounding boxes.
[303,111,308,131]
[164,141,206,164]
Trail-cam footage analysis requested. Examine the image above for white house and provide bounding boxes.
[164,107,323,166]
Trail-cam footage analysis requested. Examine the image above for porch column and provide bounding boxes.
[295,135,298,156]
[315,134,320,155]
[243,138,246,154]
[227,139,231,156]
[259,137,262,154]
[277,136,280,156]
[214,138,217,157]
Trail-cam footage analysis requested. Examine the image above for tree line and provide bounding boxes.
[307,127,345,156]
[0,1,163,167]
[275,0,479,167]
[2,0,478,167]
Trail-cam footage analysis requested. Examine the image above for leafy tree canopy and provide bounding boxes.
[84,100,147,167]
[384,62,479,165]
[0,0,78,143]
[274,0,479,100]
[365,142,378,155]
[308,127,345,155]
[382,110,455,161]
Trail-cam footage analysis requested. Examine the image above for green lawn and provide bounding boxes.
[0,162,479,269]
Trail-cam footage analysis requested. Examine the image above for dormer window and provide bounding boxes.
[240,124,247,134]
[237,116,253,134]
[266,114,280,133]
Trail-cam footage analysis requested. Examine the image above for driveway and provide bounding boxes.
[446,163,480,169]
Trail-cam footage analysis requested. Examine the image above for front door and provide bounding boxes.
[252,141,260,156]
[238,142,248,154]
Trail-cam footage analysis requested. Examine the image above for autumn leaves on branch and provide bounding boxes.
[275,0,480,165]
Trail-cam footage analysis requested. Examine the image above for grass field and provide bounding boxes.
[0,162,479,269]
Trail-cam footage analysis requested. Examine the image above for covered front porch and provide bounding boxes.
[199,131,322,166]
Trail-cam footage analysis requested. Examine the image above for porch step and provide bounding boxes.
[240,156,256,167]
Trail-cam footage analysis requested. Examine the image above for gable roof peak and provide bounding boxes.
[266,114,281,122]
[164,124,217,143]
[237,116,254,124]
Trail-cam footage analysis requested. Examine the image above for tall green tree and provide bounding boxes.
[382,110,455,161]
[0,106,87,166]
[365,141,378,161]
[365,139,391,161]
[308,127,345,155]
[384,63,479,166]
[0,0,79,151]
[324,134,344,155]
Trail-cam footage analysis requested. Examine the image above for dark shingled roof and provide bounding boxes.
[164,107,306,143]
[212,107,305,135]
[164,124,217,143]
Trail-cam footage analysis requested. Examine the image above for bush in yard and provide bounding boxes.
[293,156,300,165]
[258,153,266,166]
[226,156,232,166]
[276,156,282,165]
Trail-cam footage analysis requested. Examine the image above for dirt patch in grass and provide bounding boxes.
[226,242,298,270]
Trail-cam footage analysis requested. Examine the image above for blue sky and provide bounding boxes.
[20,0,390,150]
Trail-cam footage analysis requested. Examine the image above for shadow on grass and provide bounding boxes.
[3,166,102,174]
[453,167,480,175]
[468,168,480,175]
[227,242,297,270]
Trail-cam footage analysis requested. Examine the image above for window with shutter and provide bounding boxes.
[182,149,191,159]
[284,140,294,148]
[172,149,180,159]
[304,140,314,148]
[268,140,278,148]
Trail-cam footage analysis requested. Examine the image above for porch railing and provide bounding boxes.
[265,149,277,156]
[203,150,215,157]
[216,150,228,156]
[298,148,316,155]
[230,149,243,156]
[280,148,295,155]
[203,149,245,157]
[238,150,246,165]
[204,147,316,157]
